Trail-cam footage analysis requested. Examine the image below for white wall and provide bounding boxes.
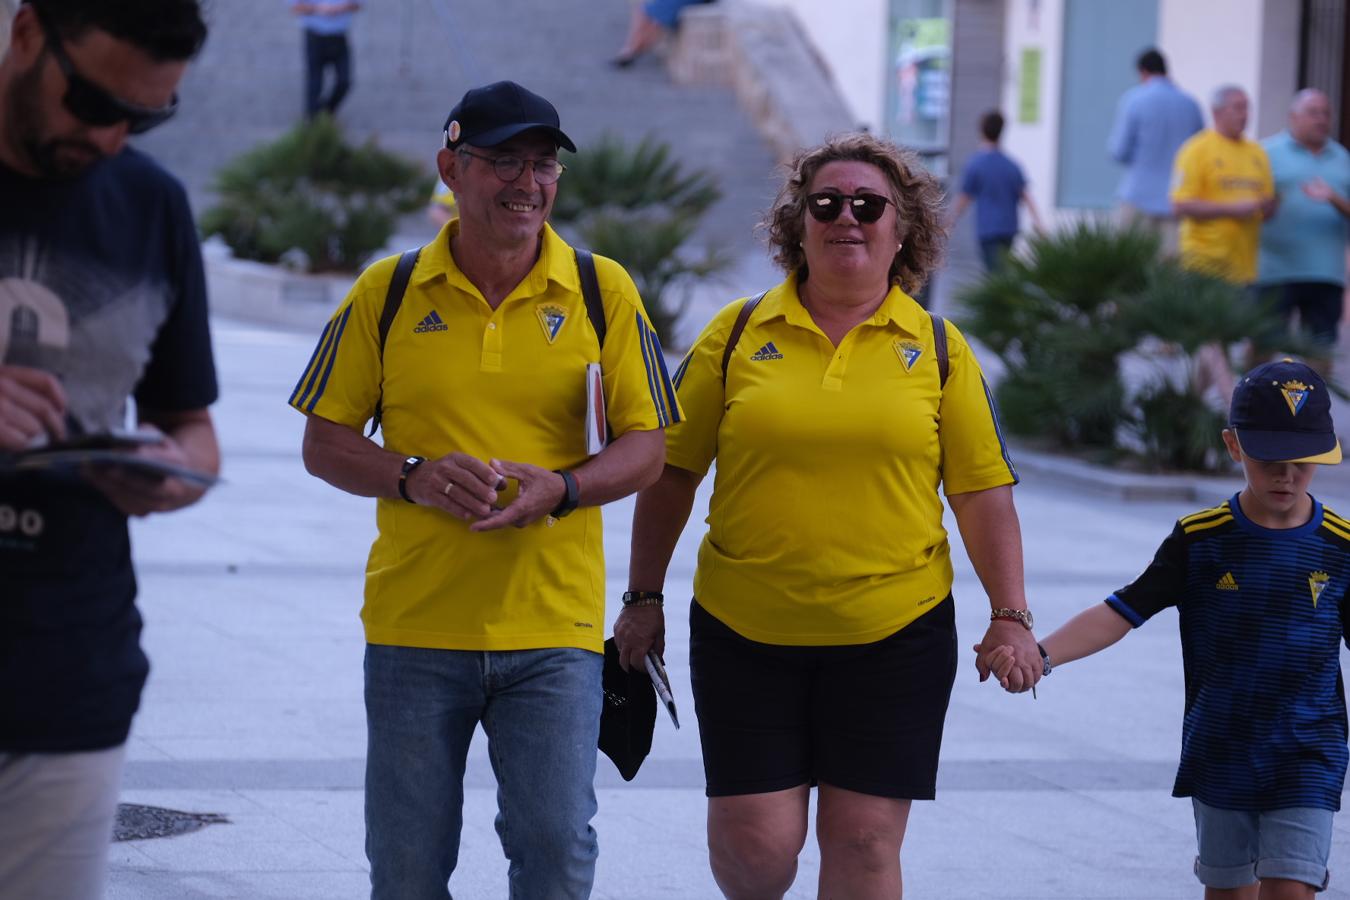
[776,0,889,130]
[1159,0,1265,132]
[998,0,1064,219]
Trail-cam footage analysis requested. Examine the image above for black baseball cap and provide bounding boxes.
[1229,358,1342,464]
[598,638,655,782]
[442,80,576,152]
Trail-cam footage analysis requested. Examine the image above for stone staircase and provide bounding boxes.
[132,0,783,265]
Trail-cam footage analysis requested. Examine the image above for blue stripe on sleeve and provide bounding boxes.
[650,331,681,424]
[980,375,1019,484]
[1105,593,1146,628]
[636,313,668,426]
[306,305,353,412]
[292,317,340,410]
[672,351,693,389]
[290,318,334,407]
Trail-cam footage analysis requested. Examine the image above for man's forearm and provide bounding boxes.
[571,427,665,508]
[142,408,219,476]
[1172,198,1258,220]
[302,413,404,499]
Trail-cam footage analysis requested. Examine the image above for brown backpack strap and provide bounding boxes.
[720,291,768,383]
[929,311,948,389]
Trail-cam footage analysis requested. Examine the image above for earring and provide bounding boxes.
[897,242,904,252]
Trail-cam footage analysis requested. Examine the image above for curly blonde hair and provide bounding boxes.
[763,132,946,294]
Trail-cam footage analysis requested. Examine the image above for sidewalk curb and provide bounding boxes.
[1010,442,1245,503]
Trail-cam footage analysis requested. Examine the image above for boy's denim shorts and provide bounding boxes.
[1192,799,1333,891]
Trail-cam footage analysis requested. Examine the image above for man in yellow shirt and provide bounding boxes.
[289,81,678,898]
[1171,85,1276,284]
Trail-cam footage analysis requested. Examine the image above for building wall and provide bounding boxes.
[997,0,1065,220]
[776,0,888,131]
[1157,0,1300,136]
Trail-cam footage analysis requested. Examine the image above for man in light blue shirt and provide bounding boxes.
[1108,48,1204,245]
[290,1,361,118]
[1259,89,1350,367]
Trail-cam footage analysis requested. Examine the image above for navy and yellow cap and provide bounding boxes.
[1230,358,1342,464]
[442,80,576,152]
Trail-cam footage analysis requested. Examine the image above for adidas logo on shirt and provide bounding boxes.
[413,310,448,334]
[1216,572,1239,591]
[749,341,784,361]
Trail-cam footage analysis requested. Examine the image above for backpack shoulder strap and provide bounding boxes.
[929,310,949,390]
[720,290,768,383]
[574,249,607,348]
[368,247,422,436]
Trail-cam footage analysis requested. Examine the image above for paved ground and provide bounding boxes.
[104,313,1350,899]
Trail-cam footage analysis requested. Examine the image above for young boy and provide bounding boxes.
[949,110,1045,272]
[988,358,1348,898]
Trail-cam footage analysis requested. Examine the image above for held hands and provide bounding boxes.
[83,426,206,517]
[972,619,1042,694]
[0,365,67,451]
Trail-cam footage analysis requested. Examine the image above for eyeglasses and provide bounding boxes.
[35,8,178,134]
[458,149,566,185]
[805,191,895,225]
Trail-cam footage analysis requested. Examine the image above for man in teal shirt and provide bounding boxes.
[1259,89,1350,370]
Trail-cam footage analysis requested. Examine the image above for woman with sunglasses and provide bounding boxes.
[615,132,1039,898]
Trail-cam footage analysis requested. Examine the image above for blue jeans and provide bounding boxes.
[364,644,603,900]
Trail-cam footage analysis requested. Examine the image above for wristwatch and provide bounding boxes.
[1037,643,1053,677]
[990,608,1035,630]
[622,590,664,608]
[398,456,426,503]
[551,469,580,518]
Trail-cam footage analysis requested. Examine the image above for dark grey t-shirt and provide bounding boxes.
[0,147,218,752]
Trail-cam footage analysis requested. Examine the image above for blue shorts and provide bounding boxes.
[1192,799,1333,890]
[643,0,710,29]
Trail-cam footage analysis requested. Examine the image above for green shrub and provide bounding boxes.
[958,222,1297,471]
[553,133,729,349]
[201,116,431,273]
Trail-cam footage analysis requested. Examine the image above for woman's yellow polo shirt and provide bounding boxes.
[289,222,679,653]
[667,274,1016,646]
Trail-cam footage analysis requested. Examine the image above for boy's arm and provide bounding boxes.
[948,192,972,229]
[1020,189,1046,235]
[983,603,1131,689]
[1041,602,1132,666]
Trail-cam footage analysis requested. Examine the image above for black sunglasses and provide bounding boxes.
[35,8,178,134]
[805,191,895,225]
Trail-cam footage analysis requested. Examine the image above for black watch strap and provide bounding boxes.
[398,456,426,503]
[551,469,580,518]
[622,590,664,607]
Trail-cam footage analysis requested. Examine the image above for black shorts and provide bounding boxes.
[688,596,957,800]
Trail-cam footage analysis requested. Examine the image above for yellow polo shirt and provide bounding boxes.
[289,221,680,653]
[667,275,1017,646]
[1171,129,1273,284]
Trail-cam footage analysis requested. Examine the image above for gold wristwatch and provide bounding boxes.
[990,608,1034,630]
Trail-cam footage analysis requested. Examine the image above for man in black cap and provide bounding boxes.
[290,80,679,898]
[0,1,216,898]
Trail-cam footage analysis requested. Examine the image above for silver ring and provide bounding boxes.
[443,481,455,495]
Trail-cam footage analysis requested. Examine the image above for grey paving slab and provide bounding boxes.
[105,317,1350,898]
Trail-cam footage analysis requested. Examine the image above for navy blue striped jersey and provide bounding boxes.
[1106,494,1350,811]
